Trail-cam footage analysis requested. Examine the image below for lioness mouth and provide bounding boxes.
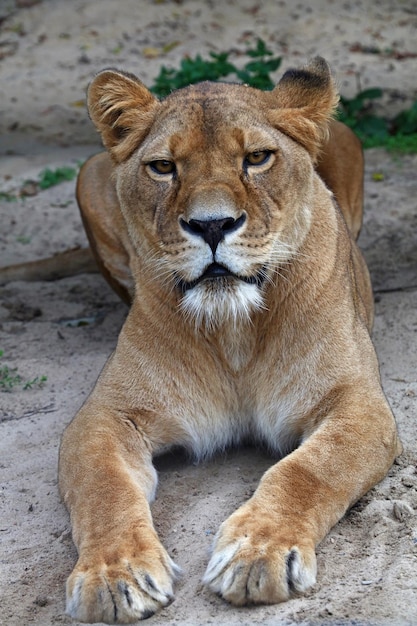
[178,263,264,293]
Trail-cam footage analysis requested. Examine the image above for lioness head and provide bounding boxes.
[87,58,338,329]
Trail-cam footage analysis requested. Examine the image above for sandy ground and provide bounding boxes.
[0,1,417,625]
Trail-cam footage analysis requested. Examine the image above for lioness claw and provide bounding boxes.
[203,512,316,605]
[66,556,179,623]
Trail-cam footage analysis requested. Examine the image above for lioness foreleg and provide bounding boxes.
[59,405,179,623]
[203,390,400,605]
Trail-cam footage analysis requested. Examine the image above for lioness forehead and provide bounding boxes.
[147,81,277,155]
[162,81,271,118]
[166,79,261,100]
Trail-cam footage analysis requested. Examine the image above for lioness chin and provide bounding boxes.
[59,57,401,624]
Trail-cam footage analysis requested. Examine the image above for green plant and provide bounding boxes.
[38,166,78,190]
[0,164,81,201]
[0,350,47,392]
[234,38,282,90]
[23,375,48,390]
[338,89,417,152]
[393,100,417,135]
[0,362,22,391]
[150,39,417,153]
[150,38,281,97]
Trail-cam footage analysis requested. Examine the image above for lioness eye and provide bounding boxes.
[149,160,176,175]
[245,150,271,166]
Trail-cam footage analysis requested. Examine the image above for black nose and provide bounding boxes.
[180,214,246,254]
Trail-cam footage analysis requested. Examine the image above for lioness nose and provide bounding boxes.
[180,214,246,254]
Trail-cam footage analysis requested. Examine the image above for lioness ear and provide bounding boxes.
[87,69,160,163]
[268,57,339,161]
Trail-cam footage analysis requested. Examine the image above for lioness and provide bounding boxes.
[59,58,401,624]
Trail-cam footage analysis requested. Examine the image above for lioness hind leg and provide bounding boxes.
[76,152,134,304]
[316,120,364,240]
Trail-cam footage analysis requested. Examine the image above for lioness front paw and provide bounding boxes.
[66,547,180,624]
[203,506,317,606]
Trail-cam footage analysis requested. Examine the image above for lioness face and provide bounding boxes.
[110,83,318,329]
[88,64,337,329]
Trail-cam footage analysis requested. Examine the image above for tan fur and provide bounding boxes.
[0,247,97,285]
[59,58,401,624]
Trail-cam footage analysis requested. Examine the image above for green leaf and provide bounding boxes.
[246,38,273,58]
[355,87,383,101]
[357,115,390,139]
[263,58,282,72]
